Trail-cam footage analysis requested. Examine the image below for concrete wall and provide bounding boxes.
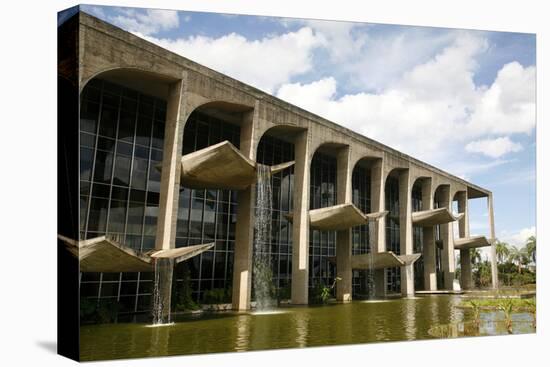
[78,12,494,308]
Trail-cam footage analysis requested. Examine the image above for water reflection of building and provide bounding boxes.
[59,10,499,316]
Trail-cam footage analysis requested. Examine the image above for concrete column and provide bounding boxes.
[457,191,472,289]
[399,170,414,297]
[439,186,455,290]
[291,130,310,305]
[232,108,258,311]
[370,159,386,297]
[488,193,499,289]
[421,179,437,291]
[460,249,473,289]
[155,80,185,252]
[336,146,352,302]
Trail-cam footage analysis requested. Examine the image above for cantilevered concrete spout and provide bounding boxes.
[147,244,215,264]
[58,234,213,272]
[347,251,421,270]
[286,204,387,231]
[179,140,295,190]
[412,207,464,227]
[454,235,495,250]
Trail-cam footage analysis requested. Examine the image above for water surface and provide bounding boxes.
[79,295,531,361]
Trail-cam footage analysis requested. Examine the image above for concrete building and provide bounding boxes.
[59,10,499,313]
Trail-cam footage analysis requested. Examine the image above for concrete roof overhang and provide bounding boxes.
[179,140,294,190]
[454,235,494,250]
[328,251,421,270]
[412,208,464,227]
[58,234,214,272]
[285,204,387,231]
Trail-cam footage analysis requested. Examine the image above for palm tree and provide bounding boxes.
[508,245,528,273]
[470,248,482,267]
[495,240,510,264]
[525,235,536,264]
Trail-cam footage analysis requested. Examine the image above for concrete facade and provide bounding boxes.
[76,12,499,310]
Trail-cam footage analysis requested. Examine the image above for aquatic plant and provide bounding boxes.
[469,300,481,327]
[498,299,514,334]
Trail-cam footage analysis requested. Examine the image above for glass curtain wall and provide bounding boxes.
[79,78,166,313]
[351,165,371,297]
[412,183,424,290]
[309,152,337,291]
[385,176,401,294]
[175,111,240,302]
[256,135,295,296]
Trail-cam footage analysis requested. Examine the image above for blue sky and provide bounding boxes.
[80,5,536,255]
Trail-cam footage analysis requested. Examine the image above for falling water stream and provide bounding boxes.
[152,258,174,325]
[253,164,275,310]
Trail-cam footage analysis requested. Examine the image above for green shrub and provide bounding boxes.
[202,288,232,304]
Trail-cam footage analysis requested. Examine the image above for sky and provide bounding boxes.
[80,5,536,257]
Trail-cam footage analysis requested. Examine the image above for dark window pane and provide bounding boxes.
[135,115,152,146]
[80,147,94,181]
[98,104,118,138]
[113,155,131,186]
[80,100,100,133]
[91,183,110,198]
[80,132,96,148]
[127,202,144,235]
[108,200,126,233]
[87,198,109,232]
[93,151,113,184]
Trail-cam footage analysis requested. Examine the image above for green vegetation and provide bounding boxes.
[202,288,232,304]
[310,277,341,304]
[172,263,200,311]
[459,297,536,311]
[469,300,481,326]
[498,299,514,333]
[457,236,536,288]
[80,298,120,324]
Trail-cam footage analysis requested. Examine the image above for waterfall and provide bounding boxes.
[366,220,376,299]
[253,164,275,310]
[152,258,174,324]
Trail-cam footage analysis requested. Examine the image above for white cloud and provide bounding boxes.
[465,137,523,158]
[138,27,325,93]
[500,226,536,247]
[110,8,180,36]
[466,62,536,136]
[275,34,535,172]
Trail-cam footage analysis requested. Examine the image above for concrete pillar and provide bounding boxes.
[291,130,310,304]
[336,146,352,302]
[370,159,386,297]
[457,191,472,289]
[399,170,415,297]
[232,108,258,311]
[460,249,473,289]
[439,186,455,290]
[155,80,185,252]
[421,178,437,291]
[488,193,499,289]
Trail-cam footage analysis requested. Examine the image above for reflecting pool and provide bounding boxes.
[79,295,534,361]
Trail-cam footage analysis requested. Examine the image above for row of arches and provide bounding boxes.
[78,68,475,308]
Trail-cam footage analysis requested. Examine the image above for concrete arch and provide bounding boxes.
[254,124,308,159]
[80,66,180,96]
